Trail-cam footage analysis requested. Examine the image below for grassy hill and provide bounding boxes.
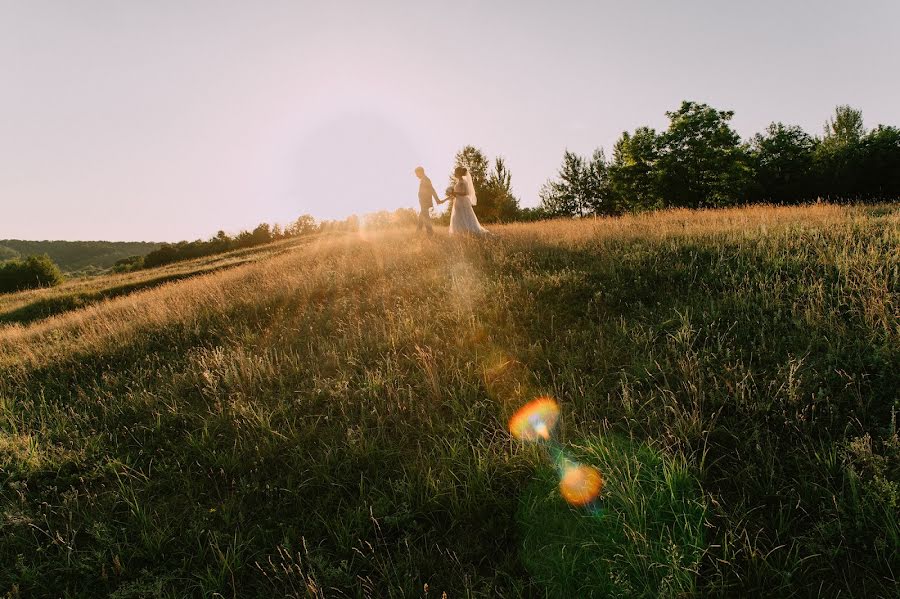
[1,204,897,597]
[0,241,295,326]
[0,240,163,274]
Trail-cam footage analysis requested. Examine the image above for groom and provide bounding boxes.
[414,166,442,234]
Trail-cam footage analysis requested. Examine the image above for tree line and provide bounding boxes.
[126,210,424,272]
[0,240,162,274]
[133,216,319,270]
[536,102,900,217]
[2,214,348,293]
[446,102,898,222]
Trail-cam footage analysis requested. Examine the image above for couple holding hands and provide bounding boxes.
[415,166,490,236]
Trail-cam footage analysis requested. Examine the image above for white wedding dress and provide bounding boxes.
[449,174,490,236]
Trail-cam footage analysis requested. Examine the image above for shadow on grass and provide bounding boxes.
[0,261,254,326]
[517,435,706,598]
[488,232,899,595]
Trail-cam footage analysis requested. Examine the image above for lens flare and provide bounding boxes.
[559,464,604,507]
[509,397,559,441]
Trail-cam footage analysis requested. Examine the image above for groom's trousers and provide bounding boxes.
[417,206,433,234]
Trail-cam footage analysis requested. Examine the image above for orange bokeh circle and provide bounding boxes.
[559,464,604,506]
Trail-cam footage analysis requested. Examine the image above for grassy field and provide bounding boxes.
[1,204,898,597]
[0,241,299,327]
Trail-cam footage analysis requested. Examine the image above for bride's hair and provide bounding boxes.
[454,166,468,177]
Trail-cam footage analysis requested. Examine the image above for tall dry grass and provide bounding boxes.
[1,203,897,597]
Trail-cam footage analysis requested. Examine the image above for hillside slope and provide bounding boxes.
[0,239,162,273]
[0,239,300,326]
[1,205,898,597]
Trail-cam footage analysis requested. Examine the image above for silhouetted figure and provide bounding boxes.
[448,166,490,236]
[415,166,441,234]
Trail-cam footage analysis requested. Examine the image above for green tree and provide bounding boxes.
[539,151,589,217]
[207,230,232,254]
[540,149,613,217]
[452,147,520,222]
[824,105,865,146]
[0,245,20,261]
[609,127,662,212]
[814,105,867,200]
[250,223,273,246]
[482,157,521,222]
[453,146,490,191]
[143,244,179,268]
[656,101,752,208]
[111,255,145,273]
[288,214,318,236]
[749,123,818,203]
[859,125,900,200]
[585,148,616,215]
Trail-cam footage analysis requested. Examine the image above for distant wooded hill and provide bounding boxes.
[0,240,162,274]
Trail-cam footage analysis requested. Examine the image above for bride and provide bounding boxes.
[446,166,490,236]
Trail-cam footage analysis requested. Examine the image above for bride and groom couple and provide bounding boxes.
[415,166,490,236]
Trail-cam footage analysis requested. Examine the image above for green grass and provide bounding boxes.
[518,435,707,597]
[1,204,898,597]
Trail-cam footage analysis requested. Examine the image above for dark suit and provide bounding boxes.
[417,175,440,233]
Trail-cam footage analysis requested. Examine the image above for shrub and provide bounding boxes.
[0,254,64,293]
[112,255,145,273]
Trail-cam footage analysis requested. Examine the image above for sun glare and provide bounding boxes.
[291,110,436,221]
[509,397,560,441]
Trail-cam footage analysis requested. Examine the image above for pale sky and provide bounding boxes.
[2,0,899,241]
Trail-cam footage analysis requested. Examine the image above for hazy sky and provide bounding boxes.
[2,0,899,241]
